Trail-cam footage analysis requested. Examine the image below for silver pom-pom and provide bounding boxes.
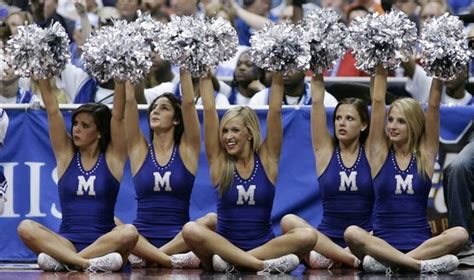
[250,21,310,75]
[135,11,164,52]
[204,17,238,70]
[158,16,237,77]
[82,19,153,84]
[418,13,472,80]
[348,9,417,74]
[302,8,347,74]
[5,22,70,79]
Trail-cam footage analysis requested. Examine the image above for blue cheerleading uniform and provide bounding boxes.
[373,150,432,251]
[318,145,374,247]
[216,154,275,251]
[133,144,194,248]
[58,153,119,251]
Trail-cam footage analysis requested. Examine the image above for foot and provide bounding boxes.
[170,251,201,268]
[258,254,300,274]
[212,254,236,273]
[86,252,123,272]
[37,253,65,271]
[420,254,459,274]
[128,253,145,268]
[362,255,389,273]
[308,250,334,269]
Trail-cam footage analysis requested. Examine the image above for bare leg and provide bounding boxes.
[407,227,468,260]
[17,219,89,268]
[344,225,420,271]
[123,213,218,268]
[280,214,358,267]
[77,224,138,267]
[182,221,264,271]
[247,227,317,260]
[161,213,217,255]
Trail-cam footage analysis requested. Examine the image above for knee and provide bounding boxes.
[182,222,206,245]
[196,212,217,228]
[291,228,318,249]
[116,224,139,246]
[280,214,299,233]
[344,226,366,247]
[447,227,470,249]
[17,219,37,241]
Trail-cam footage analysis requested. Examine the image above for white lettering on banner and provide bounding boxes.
[154,171,172,191]
[236,185,256,205]
[25,162,47,217]
[51,167,62,219]
[338,171,358,191]
[0,162,20,217]
[77,176,96,196]
[395,174,414,194]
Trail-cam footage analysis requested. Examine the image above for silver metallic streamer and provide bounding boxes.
[249,21,310,75]
[158,16,238,77]
[82,19,153,84]
[135,11,164,53]
[5,22,70,79]
[348,9,417,74]
[302,7,347,74]
[418,13,472,80]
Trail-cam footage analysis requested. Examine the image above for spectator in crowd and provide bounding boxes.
[325,4,369,77]
[5,10,33,37]
[115,0,140,21]
[170,0,200,17]
[146,72,230,106]
[0,64,37,104]
[228,50,266,105]
[249,70,338,106]
[224,0,277,46]
[30,0,75,42]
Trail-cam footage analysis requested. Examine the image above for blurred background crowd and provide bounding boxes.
[0,0,472,106]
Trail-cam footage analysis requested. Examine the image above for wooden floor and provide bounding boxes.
[0,265,473,279]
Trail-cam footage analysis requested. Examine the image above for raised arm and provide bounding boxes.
[310,74,334,176]
[365,65,389,176]
[74,0,92,38]
[201,72,222,183]
[179,69,201,173]
[108,82,127,163]
[37,79,74,174]
[420,78,442,175]
[225,0,271,29]
[124,81,148,174]
[259,72,283,183]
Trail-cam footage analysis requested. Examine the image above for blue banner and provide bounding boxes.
[0,106,473,261]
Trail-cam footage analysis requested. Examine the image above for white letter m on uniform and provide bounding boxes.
[77,176,96,196]
[394,174,414,194]
[236,185,256,205]
[339,171,358,191]
[154,171,172,191]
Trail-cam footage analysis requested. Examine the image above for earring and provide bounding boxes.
[248,137,252,141]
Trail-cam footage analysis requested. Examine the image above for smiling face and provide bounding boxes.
[72,112,101,148]
[221,116,252,156]
[334,104,367,144]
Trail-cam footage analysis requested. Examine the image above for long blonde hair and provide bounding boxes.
[388,98,427,177]
[217,106,262,196]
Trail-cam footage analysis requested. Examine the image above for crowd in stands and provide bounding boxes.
[0,0,472,106]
